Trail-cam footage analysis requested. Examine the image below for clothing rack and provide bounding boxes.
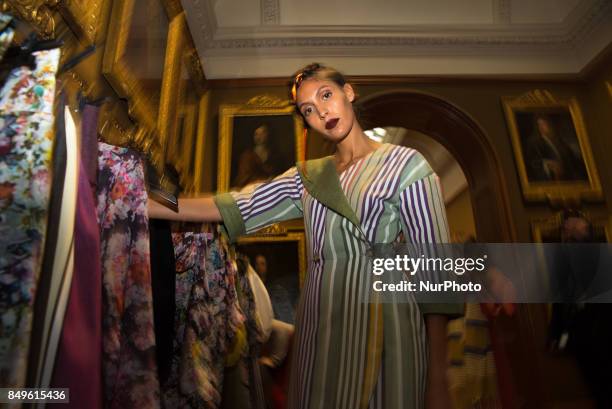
[1,0,175,186]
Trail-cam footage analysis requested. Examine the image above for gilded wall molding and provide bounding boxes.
[158,11,187,160]
[1,0,59,38]
[184,44,207,94]
[244,95,290,108]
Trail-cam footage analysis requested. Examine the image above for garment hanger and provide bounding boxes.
[146,161,181,213]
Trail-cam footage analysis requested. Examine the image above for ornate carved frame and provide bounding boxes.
[160,13,207,191]
[102,0,171,137]
[3,0,205,182]
[157,11,187,162]
[58,0,111,44]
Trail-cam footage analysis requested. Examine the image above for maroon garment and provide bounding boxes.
[80,105,100,190]
[49,153,102,409]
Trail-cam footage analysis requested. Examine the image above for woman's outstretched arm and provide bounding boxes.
[147,196,222,222]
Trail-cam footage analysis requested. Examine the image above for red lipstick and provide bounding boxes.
[325,118,339,130]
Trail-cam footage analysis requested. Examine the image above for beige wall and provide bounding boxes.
[196,56,611,241]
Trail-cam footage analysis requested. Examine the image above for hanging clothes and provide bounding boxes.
[162,223,244,409]
[26,103,79,400]
[48,104,103,409]
[97,142,160,409]
[80,104,100,191]
[0,45,61,390]
[149,219,176,386]
[220,255,269,409]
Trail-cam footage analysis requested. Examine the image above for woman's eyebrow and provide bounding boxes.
[297,85,328,109]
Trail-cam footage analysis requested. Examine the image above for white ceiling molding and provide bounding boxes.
[181,0,612,78]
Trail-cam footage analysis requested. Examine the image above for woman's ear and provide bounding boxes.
[343,83,355,103]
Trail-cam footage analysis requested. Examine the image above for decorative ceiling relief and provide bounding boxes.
[261,0,280,25]
[180,0,612,78]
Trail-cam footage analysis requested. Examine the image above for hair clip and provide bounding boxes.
[291,72,304,101]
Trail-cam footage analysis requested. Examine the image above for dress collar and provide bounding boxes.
[296,155,361,228]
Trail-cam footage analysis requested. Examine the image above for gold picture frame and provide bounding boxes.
[237,232,307,290]
[190,93,210,194]
[531,212,610,243]
[502,90,602,202]
[218,95,305,192]
[58,0,112,45]
[102,0,172,136]
[158,11,188,162]
[163,30,208,192]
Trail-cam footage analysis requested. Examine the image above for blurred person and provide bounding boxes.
[253,254,297,325]
[548,210,610,408]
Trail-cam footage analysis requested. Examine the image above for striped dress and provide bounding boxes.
[215,143,462,409]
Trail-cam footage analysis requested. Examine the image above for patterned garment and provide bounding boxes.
[215,143,463,409]
[97,142,160,409]
[234,255,266,409]
[0,48,60,390]
[0,13,14,62]
[163,224,244,409]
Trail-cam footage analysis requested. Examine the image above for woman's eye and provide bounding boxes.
[303,107,312,116]
[323,91,332,100]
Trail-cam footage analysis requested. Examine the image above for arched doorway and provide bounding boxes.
[365,126,477,243]
[357,90,516,242]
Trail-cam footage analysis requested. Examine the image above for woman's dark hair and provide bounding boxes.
[289,63,347,103]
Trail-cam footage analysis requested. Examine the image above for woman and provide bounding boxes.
[149,63,462,409]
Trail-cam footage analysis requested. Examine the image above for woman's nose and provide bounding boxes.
[318,106,328,119]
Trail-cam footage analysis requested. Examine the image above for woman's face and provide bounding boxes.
[537,117,554,137]
[295,78,356,142]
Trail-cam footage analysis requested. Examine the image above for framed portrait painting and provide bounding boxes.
[218,96,305,192]
[236,233,307,325]
[502,91,602,202]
